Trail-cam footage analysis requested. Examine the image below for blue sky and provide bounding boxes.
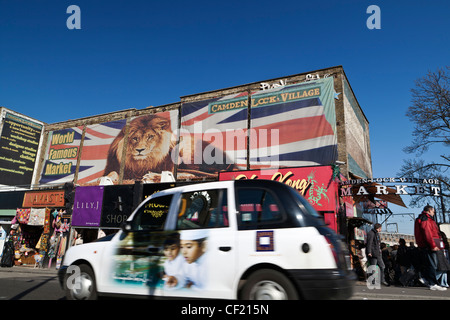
[1,0,449,233]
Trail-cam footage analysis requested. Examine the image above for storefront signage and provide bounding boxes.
[0,112,43,186]
[208,97,248,114]
[219,166,338,212]
[251,87,321,108]
[101,185,135,228]
[72,186,104,227]
[340,177,442,196]
[22,190,65,207]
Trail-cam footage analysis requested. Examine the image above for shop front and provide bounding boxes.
[3,189,68,268]
[219,165,344,233]
[70,183,145,248]
[71,185,108,247]
[69,182,179,248]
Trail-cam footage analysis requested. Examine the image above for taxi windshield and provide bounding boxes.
[287,187,322,219]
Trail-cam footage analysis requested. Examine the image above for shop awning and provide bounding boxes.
[347,217,373,228]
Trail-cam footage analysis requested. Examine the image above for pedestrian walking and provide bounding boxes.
[437,231,450,287]
[397,238,412,285]
[414,205,447,291]
[366,223,389,286]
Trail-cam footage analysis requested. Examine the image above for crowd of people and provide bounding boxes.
[357,205,450,291]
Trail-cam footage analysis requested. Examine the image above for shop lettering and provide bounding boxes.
[44,162,73,175]
[340,185,441,197]
[49,147,78,160]
[32,193,62,204]
[209,98,248,114]
[51,131,75,146]
[75,201,100,210]
[340,177,441,185]
[251,87,321,108]
[236,171,311,196]
[23,191,65,207]
[106,214,128,224]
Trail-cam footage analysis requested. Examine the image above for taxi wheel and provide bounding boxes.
[64,264,98,300]
[241,269,299,300]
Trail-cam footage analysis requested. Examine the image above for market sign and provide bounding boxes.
[340,177,442,197]
[219,166,338,212]
[22,190,65,207]
[72,186,104,227]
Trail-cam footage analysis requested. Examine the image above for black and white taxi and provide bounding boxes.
[59,179,355,300]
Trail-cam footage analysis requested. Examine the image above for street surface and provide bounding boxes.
[351,281,450,300]
[1,266,450,300]
[0,267,64,300]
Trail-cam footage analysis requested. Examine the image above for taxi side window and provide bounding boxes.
[131,195,172,231]
[236,188,284,230]
[177,189,228,230]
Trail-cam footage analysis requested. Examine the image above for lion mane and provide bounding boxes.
[104,115,175,181]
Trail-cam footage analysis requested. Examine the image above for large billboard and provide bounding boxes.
[101,111,179,184]
[0,111,43,186]
[178,92,249,179]
[249,77,338,169]
[77,119,127,185]
[37,77,339,186]
[39,126,82,185]
[39,110,179,186]
[177,78,338,179]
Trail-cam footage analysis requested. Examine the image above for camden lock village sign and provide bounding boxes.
[340,177,442,197]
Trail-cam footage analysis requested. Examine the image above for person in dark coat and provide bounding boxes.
[396,238,411,285]
[366,223,389,286]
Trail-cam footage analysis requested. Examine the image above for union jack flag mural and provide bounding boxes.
[77,119,126,185]
[179,91,249,177]
[38,78,337,185]
[249,77,337,169]
[179,77,338,177]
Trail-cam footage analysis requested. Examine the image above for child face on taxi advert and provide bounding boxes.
[163,244,180,261]
[180,239,205,264]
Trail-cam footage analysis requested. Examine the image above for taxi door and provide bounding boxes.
[162,185,238,299]
[104,193,177,297]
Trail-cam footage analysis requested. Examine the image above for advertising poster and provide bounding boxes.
[249,77,338,169]
[77,119,126,185]
[39,127,82,185]
[178,92,249,180]
[219,166,338,212]
[71,186,104,227]
[0,112,43,186]
[100,110,179,184]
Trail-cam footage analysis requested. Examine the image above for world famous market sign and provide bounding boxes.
[339,177,442,197]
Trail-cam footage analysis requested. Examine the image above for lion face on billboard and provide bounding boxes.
[104,115,175,181]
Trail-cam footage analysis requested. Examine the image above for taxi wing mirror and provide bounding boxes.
[121,220,133,233]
